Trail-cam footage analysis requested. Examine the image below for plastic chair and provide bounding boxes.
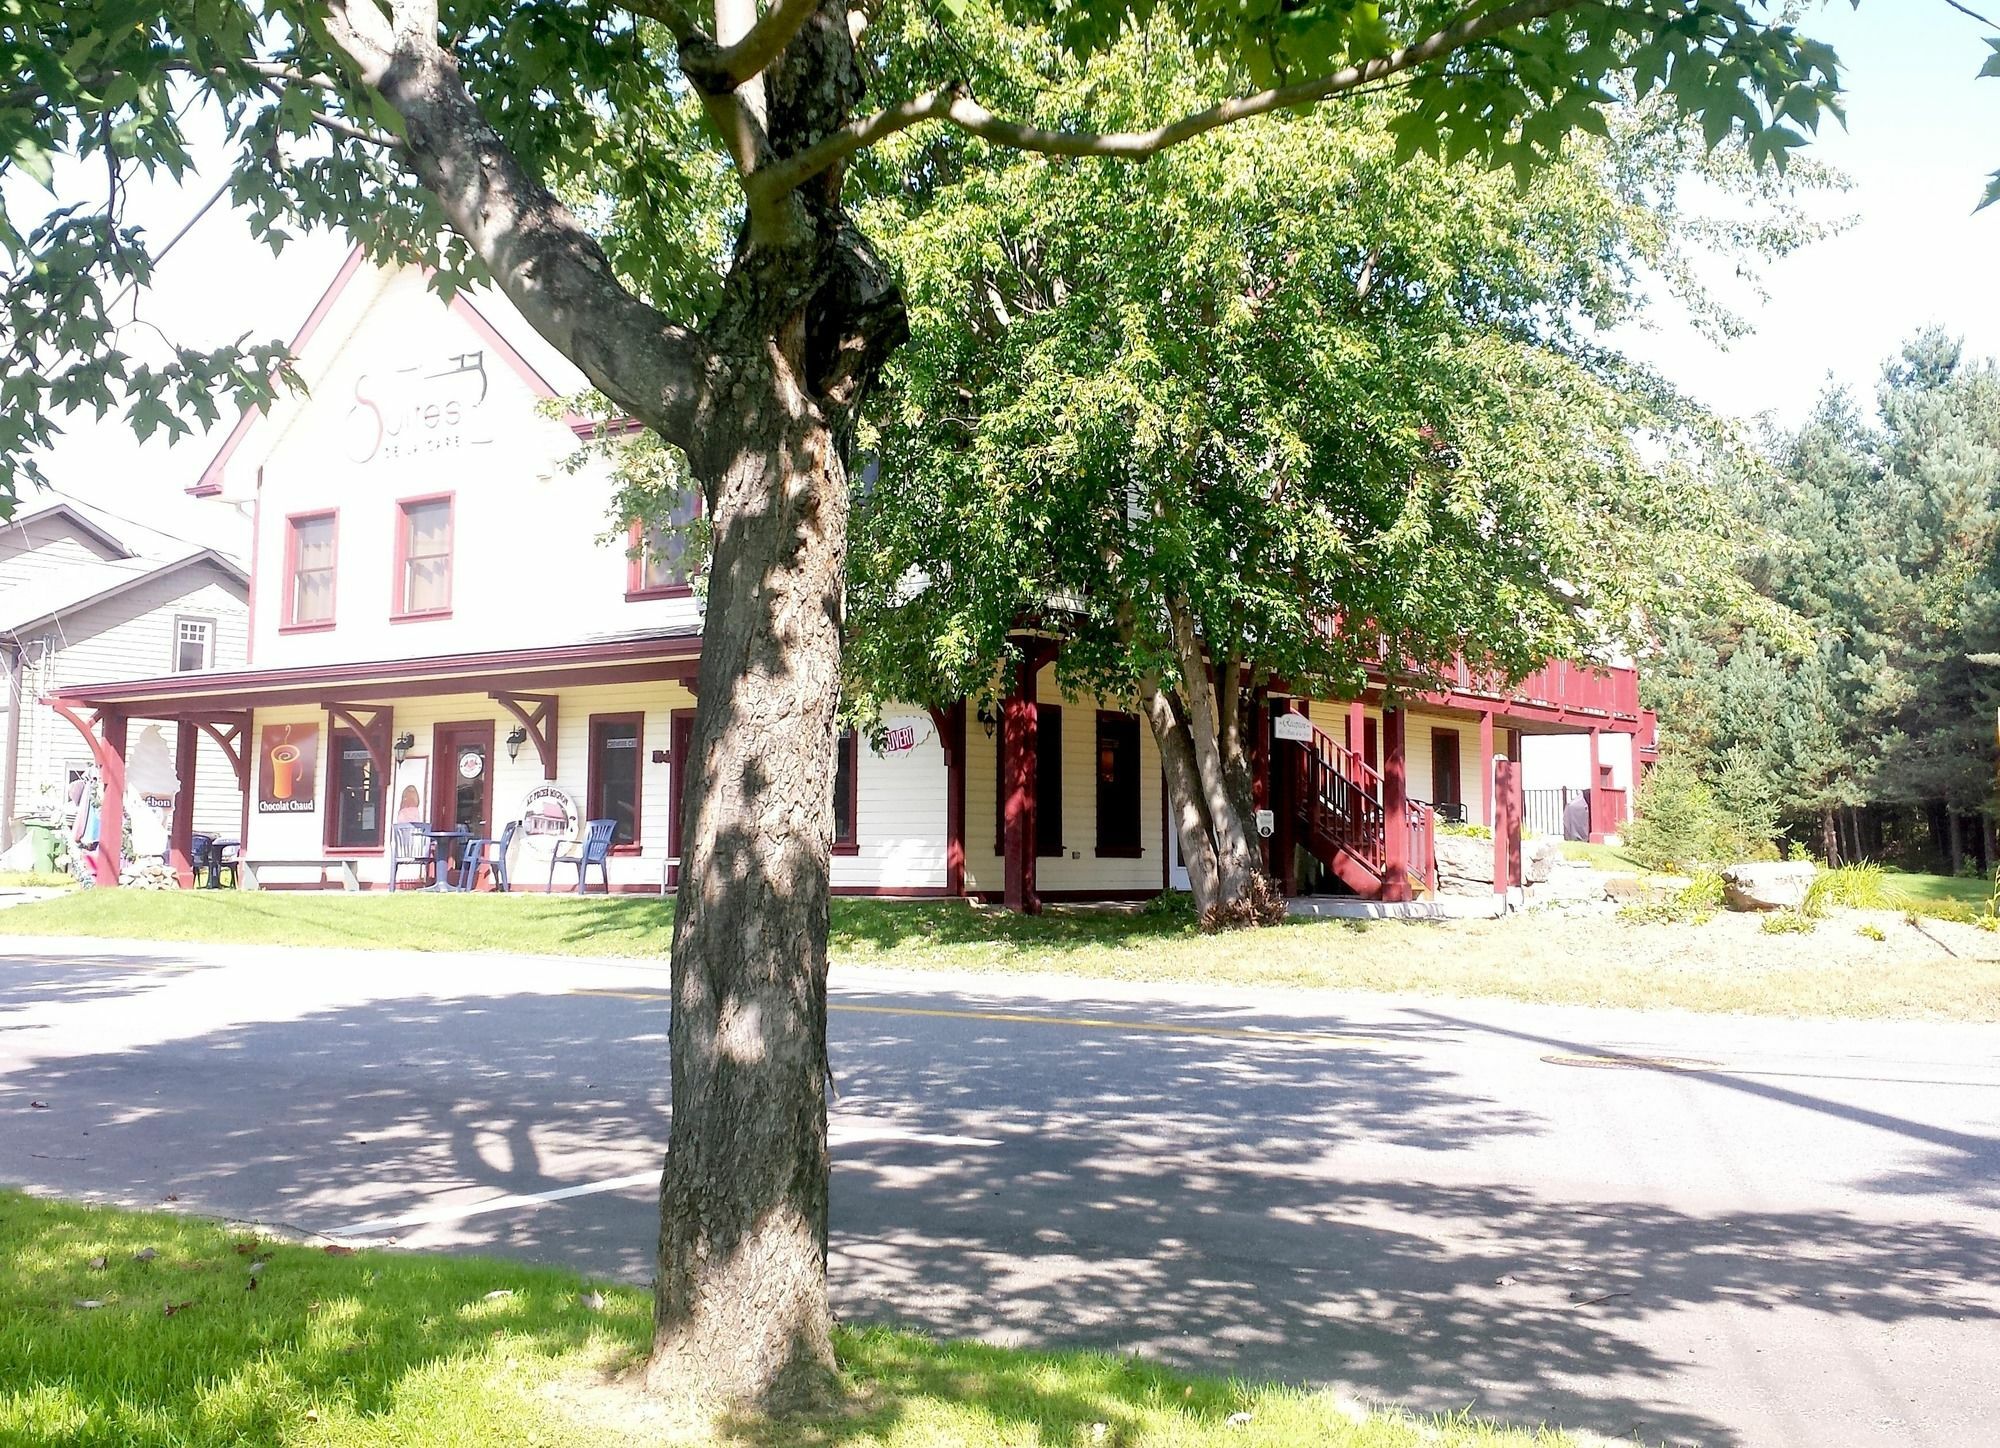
[390,821,435,889]
[459,820,519,893]
[549,819,617,894]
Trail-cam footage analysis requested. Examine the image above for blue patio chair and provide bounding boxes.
[390,821,435,890]
[549,818,617,894]
[459,820,520,893]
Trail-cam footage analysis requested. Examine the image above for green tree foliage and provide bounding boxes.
[846,33,1832,911]
[1648,331,2000,870]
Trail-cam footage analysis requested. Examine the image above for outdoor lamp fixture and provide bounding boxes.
[505,725,528,762]
[975,703,997,741]
[392,731,415,766]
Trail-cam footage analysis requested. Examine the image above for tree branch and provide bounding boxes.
[748,0,1582,203]
[698,0,824,89]
[321,0,709,445]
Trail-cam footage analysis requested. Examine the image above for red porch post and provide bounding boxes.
[169,720,198,887]
[96,710,128,886]
[1381,705,1410,903]
[943,701,966,897]
[1347,699,1365,759]
[1001,653,1040,914]
[1247,685,1270,874]
[1588,727,1610,843]
[1493,755,1524,895]
[1478,710,1496,826]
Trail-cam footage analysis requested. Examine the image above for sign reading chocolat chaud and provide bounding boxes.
[256,724,320,814]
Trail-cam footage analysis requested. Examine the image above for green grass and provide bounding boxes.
[5,882,2000,1019]
[0,870,75,889]
[1555,840,1643,872]
[1879,867,1992,914]
[0,1191,1566,1447]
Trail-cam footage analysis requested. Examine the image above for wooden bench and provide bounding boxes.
[239,857,361,892]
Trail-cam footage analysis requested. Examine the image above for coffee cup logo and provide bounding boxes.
[256,725,320,814]
[270,744,301,799]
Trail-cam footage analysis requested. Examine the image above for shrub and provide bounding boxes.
[1201,874,1288,932]
[1760,910,1816,935]
[1617,869,1724,926]
[1809,862,1889,913]
[1624,755,1749,872]
[1857,923,1886,941]
[1439,821,1493,839]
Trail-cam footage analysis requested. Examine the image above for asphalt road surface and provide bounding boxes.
[3,934,1997,1448]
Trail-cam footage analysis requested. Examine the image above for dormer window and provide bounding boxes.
[395,494,454,620]
[283,511,338,630]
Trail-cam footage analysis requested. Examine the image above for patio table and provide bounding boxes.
[415,826,471,891]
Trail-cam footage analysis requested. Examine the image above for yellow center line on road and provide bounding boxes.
[568,988,1383,1046]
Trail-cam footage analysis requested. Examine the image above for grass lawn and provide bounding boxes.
[0,870,75,889]
[0,1191,1564,1447]
[1555,840,1644,872]
[4,885,1999,1019]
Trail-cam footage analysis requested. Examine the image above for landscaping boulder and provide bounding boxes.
[1432,832,1495,897]
[1721,861,1815,912]
[1524,837,1560,885]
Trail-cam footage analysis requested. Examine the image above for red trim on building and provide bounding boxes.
[390,490,455,622]
[279,508,338,633]
[586,710,647,854]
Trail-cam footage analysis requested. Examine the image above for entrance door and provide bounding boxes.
[432,721,495,842]
[667,709,696,887]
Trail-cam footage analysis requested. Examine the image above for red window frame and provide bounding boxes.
[586,711,646,855]
[625,491,703,601]
[832,728,859,855]
[391,491,454,622]
[280,509,338,633]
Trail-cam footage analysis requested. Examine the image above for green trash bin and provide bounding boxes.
[22,822,58,875]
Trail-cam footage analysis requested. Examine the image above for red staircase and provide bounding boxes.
[1290,717,1436,900]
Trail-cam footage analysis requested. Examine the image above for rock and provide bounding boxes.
[1721,861,1816,912]
[1524,837,1560,884]
[1432,833,1496,897]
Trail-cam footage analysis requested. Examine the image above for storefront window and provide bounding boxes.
[833,729,858,851]
[330,731,383,849]
[588,715,643,849]
[1095,711,1142,856]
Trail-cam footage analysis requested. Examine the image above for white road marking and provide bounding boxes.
[325,1123,999,1237]
[327,1170,658,1237]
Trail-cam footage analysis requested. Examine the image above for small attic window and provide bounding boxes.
[173,616,213,673]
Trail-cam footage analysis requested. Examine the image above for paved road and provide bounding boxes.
[3,935,1997,1448]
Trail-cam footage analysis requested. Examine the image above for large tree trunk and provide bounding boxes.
[645,340,847,1408]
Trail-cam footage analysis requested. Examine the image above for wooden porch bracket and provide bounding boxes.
[489,691,558,779]
[191,714,252,792]
[46,699,127,886]
[322,703,397,791]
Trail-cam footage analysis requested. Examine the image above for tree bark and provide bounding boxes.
[1165,594,1259,908]
[1143,684,1221,914]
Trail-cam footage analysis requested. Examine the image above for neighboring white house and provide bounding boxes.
[1,492,249,851]
[49,252,1652,901]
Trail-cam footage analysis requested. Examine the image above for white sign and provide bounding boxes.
[457,748,484,780]
[876,714,934,756]
[519,784,582,843]
[1254,809,1275,838]
[1272,713,1313,744]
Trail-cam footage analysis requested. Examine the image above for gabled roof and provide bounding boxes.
[0,549,245,639]
[1,490,248,639]
[188,247,587,498]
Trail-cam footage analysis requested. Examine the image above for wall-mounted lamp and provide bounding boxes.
[505,725,528,762]
[392,731,415,766]
[975,703,997,741]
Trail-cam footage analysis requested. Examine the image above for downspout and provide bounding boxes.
[0,640,20,851]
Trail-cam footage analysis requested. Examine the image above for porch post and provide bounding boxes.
[170,720,198,887]
[1001,652,1040,914]
[1493,755,1524,898]
[1347,699,1365,760]
[944,701,966,898]
[96,710,129,886]
[1381,705,1410,903]
[1588,727,1609,843]
[1272,702,1298,897]
[1248,685,1270,874]
[1478,710,1496,826]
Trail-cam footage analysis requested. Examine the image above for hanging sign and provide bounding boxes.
[1272,713,1314,744]
[519,784,582,844]
[876,714,933,756]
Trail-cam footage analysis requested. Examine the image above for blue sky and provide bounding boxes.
[26,1,2000,518]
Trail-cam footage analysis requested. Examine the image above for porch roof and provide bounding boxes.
[50,628,702,715]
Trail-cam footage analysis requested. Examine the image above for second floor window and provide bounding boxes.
[286,512,337,628]
[397,496,453,618]
[629,488,701,597]
[172,616,213,673]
